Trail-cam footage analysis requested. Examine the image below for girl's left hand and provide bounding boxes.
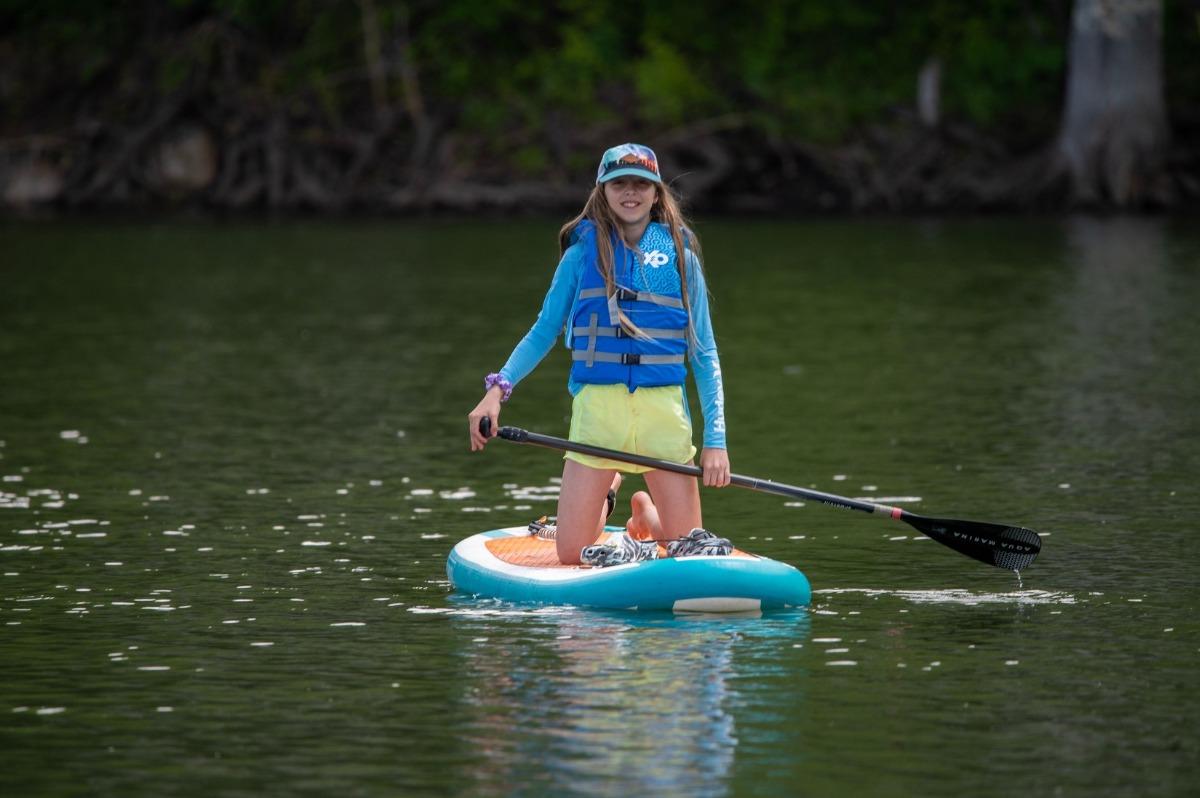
[700,447,731,488]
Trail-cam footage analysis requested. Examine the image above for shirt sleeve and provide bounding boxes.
[686,251,727,449]
[497,245,583,388]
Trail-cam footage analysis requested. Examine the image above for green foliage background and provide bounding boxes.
[1,0,1196,175]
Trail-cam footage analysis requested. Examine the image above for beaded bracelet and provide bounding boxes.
[484,372,513,403]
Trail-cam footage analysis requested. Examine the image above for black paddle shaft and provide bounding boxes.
[479,419,1042,571]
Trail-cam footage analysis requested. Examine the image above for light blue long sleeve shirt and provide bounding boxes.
[498,240,727,449]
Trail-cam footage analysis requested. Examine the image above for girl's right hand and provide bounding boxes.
[468,387,504,451]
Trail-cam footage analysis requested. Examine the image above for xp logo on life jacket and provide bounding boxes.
[642,250,669,268]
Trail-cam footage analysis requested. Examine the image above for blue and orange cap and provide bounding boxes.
[596,143,662,185]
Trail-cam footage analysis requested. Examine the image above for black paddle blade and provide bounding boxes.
[903,514,1042,571]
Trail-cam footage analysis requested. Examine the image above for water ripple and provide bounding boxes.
[815,587,1078,605]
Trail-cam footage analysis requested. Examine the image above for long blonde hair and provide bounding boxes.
[558,181,703,341]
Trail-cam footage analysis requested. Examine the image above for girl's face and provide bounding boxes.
[603,176,658,228]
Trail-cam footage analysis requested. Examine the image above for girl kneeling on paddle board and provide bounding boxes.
[468,143,731,565]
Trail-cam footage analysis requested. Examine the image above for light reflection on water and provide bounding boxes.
[816,587,1079,605]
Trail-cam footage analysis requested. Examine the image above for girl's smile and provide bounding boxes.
[604,176,658,236]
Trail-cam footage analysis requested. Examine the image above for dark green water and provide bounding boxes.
[1,217,1197,797]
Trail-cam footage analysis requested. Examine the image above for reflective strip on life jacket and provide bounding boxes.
[570,325,688,340]
[578,286,685,310]
[571,351,686,365]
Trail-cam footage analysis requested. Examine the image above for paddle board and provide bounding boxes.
[446,526,811,612]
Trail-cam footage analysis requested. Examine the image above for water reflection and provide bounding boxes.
[431,602,810,796]
[1055,217,1172,457]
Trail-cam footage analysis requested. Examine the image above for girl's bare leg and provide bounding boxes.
[555,460,619,564]
[643,469,702,544]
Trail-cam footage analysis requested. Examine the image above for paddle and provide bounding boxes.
[479,419,1041,571]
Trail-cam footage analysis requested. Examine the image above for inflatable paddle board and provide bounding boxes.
[447,526,811,612]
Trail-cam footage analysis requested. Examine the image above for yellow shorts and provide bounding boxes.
[566,383,697,474]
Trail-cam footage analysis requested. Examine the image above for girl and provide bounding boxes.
[468,143,730,565]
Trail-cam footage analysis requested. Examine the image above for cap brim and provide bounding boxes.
[597,167,662,184]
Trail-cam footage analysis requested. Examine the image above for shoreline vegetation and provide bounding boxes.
[2,1,1197,215]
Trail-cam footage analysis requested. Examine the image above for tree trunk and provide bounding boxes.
[917,57,941,129]
[1056,0,1170,206]
[358,0,390,127]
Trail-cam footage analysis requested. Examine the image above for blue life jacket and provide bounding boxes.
[568,220,690,390]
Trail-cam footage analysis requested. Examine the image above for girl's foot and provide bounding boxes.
[626,490,658,540]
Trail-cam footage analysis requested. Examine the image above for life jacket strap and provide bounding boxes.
[571,351,686,366]
[571,325,687,340]
[581,312,600,367]
[578,286,685,310]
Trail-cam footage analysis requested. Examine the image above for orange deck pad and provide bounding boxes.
[484,531,747,568]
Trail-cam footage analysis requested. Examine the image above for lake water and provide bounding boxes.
[1,216,1197,796]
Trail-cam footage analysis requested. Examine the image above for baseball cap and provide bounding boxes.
[596,143,662,184]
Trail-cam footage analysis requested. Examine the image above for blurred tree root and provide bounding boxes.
[4,99,1197,214]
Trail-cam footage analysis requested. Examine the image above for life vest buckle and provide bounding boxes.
[620,353,641,365]
[615,287,639,302]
